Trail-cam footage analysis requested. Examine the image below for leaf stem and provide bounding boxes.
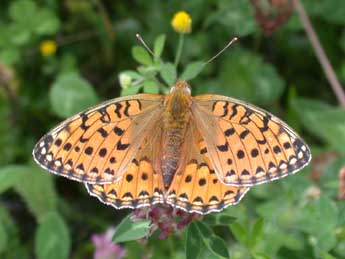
[174,34,185,67]
[294,0,345,107]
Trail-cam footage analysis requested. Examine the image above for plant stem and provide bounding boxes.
[294,0,345,107]
[174,34,185,67]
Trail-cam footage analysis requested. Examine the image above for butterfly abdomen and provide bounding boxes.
[161,126,186,188]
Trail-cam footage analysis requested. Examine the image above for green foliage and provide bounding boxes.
[0,220,7,254]
[206,0,257,36]
[132,46,153,66]
[186,222,202,259]
[0,98,17,165]
[49,73,99,118]
[153,34,166,59]
[0,0,59,64]
[180,61,205,81]
[112,215,151,243]
[292,98,345,153]
[0,0,344,258]
[14,166,58,221]
[35,212,70,259]
[0,166,25,193]
[215,48,285,105]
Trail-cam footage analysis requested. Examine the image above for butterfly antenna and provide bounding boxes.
[205,37,238,64]
[136,33,154,56]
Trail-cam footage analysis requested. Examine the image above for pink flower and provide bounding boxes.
[91,228,126,259]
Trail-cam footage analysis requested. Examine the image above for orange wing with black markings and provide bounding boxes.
[192,94,311,187]
[85,123,165,209]
[166,123,249,214]
[33,94,163,184]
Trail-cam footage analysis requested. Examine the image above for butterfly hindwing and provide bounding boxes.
[166,123,249,214]
[192,94,311,187]
[85,124,165,209]
[33,94,163,184]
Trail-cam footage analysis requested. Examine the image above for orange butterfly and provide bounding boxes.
[33,80,311,214]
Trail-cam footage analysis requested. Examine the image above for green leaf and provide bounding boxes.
[230,222,248,246]
[160,62,176,86]
[33,9,60,35]
[9,0,37,23]
[49,73,99,118]
[180,61,205,81]
[186,222,201,259]
[35,212,70,259]
[8,23,31,45]
[194,222,230,258]
[304,0,345,25]
[250,218,264,248]
[203,214,236,226]
[0,165,26,194]
[132,46,152,65]
[120,84,143,96]
[217,215,237,225]
[313,232,337,253]
[0,48,20,65]
[297,196,338,239]
[0,98,17,163]
[143,80,159,94]
[112,214,150,242]
[203,215,217,225]
[121,70,143,80]
[14,166,58,221]
[252,252,273,259]
[0,205,29,258]
[320,251,338,259]
[205,1,257,36]
[9,1,59,35]
[208,235,230,259]
[154,34,166,59]
[211,48,285,105]
[0,219,8,254]
[195,221,212,237]
[292,98,345,153]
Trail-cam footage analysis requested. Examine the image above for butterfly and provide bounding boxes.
[33,80,311,214]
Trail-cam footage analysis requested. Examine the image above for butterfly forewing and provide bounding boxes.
[192,94,311,187]
[166,122,249,214]
[85,123,165,209]
[33,94,163,184]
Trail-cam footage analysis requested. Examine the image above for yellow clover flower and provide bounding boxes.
[171,11,192,34]
[40,40,58,57]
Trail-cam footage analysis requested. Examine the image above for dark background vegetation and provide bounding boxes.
[0,0,345,258]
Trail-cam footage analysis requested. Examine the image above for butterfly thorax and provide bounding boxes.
[161,81,192,189]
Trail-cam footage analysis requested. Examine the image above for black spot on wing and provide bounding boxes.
[114,103,122,118]
[217,142,229,152]
[97,127,108,137]
[239,129,250,139]
[99,107,111,123]
[229,104,238,120]
[200,147,207,155]
[124,101,130,117]
[224,128,235,136]
[114,126,124,136]
[117,140,130,150]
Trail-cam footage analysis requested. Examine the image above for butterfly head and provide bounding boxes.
[166,80,192,117]
[170,80,191,96]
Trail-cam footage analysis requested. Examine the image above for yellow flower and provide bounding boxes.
[171,11,192,34]
[40,40,57,57]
